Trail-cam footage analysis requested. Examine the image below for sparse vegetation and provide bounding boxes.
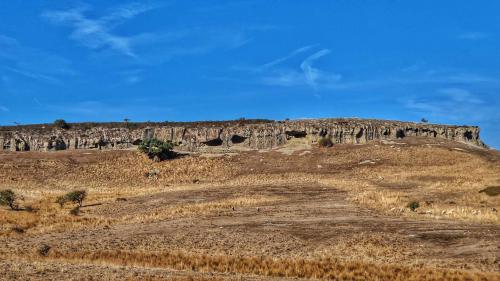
[0,189,17,210]
[407,201,420,212]
[0,136,499,280]
[38,244,51,256]
[56,190,86,207]
[318,136,334,147]
[138,138,175,161]
[53,119,70,129]
[479,186,500,196]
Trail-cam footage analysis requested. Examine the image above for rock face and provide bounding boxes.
[0,119,486,152]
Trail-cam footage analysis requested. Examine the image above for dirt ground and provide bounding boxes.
[0,137,499,280]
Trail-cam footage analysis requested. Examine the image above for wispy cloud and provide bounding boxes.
[0,34,75,84]
[300,49,337,88]
[5,67,62,84]
[259,47,341,90]
[458,32,489,40]
[0,105,9,112]
[438,88,484,104]
[260,44,318,69]
[42,3,160,57]
[403,88,499,123]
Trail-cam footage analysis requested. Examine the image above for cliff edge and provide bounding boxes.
[0,118,486,152]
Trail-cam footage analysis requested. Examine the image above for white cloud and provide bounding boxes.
[0,105,9,112]
[252,46,342,90]
[42,3,158,57]
[260,44,319,69]
[261,70,305,87]
[300,49,336,88]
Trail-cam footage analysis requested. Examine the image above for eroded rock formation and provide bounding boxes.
[0,118,486,152]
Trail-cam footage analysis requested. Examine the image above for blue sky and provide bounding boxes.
[1,1,499,148]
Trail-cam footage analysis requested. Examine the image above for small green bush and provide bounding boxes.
[407,201,420,212]
[54,119,70,129]
[138,138,175,162]
[56,190,86,207]
[0,189,17,210]
[318,137,334,148]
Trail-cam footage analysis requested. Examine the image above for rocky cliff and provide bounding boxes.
[0,118,486,152]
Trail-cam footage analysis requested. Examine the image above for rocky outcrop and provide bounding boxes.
[0,118,486,152]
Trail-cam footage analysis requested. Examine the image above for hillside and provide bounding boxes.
[0,135,499,280]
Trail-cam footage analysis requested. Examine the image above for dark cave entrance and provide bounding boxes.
[396,129,406,139]
[203,138,223,146]
[231,135,247,144]
[285,130,307,138]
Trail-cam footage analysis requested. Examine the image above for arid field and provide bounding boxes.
[0,137,499,280]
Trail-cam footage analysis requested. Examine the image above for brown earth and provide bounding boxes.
[0,137,499,280]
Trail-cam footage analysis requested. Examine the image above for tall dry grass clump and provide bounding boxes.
[45,249,498,281]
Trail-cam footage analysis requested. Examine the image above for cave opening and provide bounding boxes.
[54,139,67,150]
[356,128,364,139]
[231,135,247,144]
[464,131,473,141]
[285,130,307,138]
[203,138,223,146]
[396,129,405,139]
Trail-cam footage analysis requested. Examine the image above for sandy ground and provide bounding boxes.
[0,137,499,280]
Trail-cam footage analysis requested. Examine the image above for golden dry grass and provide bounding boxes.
[317,145,500,224]
[43,249,498,281]
[0,194,278,236]
[1,139,499,280]
[121,195,280,223]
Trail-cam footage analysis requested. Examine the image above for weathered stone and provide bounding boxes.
[0,118,486,152]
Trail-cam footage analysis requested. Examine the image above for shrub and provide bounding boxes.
[407,201,420,212]
[0,189,17,210]
[56,190,86,207]
[138,138,175,162]
[54,119,70,129]
[318,137,334,148]
[38,244,51,256]
[421,118,429,123]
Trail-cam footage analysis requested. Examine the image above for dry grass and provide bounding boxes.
[0,194,278,236]
[0,258,230,281]
[317,145,500,224]
[43,249,498,281]
[0,151,238,191]
[121,196,280,223]
[1,139,499,279]
[0,196,113,236]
